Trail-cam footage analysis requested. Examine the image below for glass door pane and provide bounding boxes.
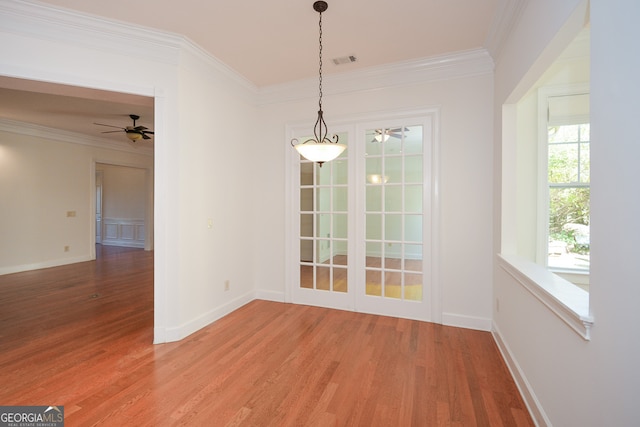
[298,132,349,294]
[364,126,424,302]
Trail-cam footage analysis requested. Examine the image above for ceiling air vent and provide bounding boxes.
[332,55,357,65]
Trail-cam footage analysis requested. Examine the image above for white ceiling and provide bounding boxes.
[0,0,505,144]
[35,0,503,87]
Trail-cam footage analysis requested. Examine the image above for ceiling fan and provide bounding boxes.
[371,127,408,143]
[94,114,154,142]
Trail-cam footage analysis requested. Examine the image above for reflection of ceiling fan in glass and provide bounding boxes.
[371,127,408,142]
[94,114,154,143]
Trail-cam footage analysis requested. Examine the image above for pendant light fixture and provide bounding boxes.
[291,1,346,167]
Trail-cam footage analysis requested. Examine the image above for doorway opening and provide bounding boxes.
[95,163,152,250]
[0,75,156,341]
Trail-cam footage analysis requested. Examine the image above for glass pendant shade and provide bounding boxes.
[126,131,143,141]
[367,174,389,184]
[295,140,346,163]
[374,133,390,143]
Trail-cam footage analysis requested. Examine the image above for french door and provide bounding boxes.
[287,112,436,322]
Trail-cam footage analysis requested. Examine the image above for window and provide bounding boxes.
[498,25,592,339]
[546,123,590,271]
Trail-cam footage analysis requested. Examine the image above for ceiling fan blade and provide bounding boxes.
[133,126,148,131]
[142,134,151,140]
[94,122,124,129]
[101,130,124,134]
[143,131,154,135]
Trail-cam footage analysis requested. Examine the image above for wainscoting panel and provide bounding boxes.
[102,218,145,248]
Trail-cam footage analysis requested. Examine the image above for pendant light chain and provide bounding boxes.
[318,9,323,112]
[313,5,328,147]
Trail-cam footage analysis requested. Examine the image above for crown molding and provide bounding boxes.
[0,118,154,156]
[484,0,529,64]
[178,38,258,100]
[257,48,495,106]
[0,0,182,66]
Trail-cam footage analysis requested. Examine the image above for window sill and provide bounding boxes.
[498,254,593,340]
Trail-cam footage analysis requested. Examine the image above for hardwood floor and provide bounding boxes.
[0,246,533,426]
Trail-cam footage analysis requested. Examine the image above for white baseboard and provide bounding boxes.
[156,290,285,343]
[492,322,549,427]
[152,327,167,345]
[100,241,145,248]
[442,312,493,331]
[160,291,255,343]
[255,289,285,302]
[0,255,93,276]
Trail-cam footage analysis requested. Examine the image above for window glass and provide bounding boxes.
[547,123,590,271]
[385,157,402,183]
[333,213,347,238]
[366,214,382,240]
[300,188,313,211]
[384,214,402,241]
[366,185,382,211]
[405,156,423,182]
[404,126,423,154]
[405,185,422,213]
[385,186,402,212]
[300,162,314,185]
[334,158,348,185]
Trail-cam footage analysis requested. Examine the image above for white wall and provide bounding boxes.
[494,0,640,425]
[169,46,257,338]
[0,129,152,273]
[100,164,146,220]
[254,65,495,329]
[589,0,640,423]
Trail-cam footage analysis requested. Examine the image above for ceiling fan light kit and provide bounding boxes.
[371,127,409,143]
[290,1,346,167]
[94,114,154,143]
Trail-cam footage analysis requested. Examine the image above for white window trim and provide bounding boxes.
[498,254,593,340]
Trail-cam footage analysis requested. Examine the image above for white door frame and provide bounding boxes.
[95,169,103,244]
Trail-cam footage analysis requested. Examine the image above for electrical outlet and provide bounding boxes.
[224,280,230,291]
[64,245,70,252]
